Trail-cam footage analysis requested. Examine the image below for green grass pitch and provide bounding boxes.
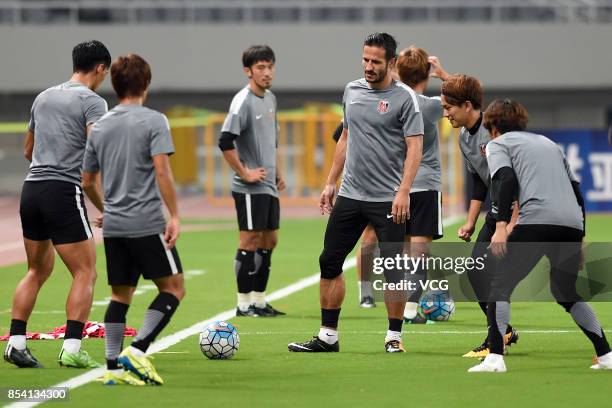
[1,215,611,407]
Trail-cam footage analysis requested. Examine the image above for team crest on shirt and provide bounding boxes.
[479,143,488,157]
[377,100,390,114]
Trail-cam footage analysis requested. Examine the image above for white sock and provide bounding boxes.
[359,280,373,299]
[62,338,81,354]
[129,346,145,358]
[8,335,26,351]
[484,353,504,364]
[109,368,124,375]
[318,327,338,345]
[385,330,402,342]
[252,291,266,309]
[598,351,612,363]
[404,302,418,319]
[237,293,251,311]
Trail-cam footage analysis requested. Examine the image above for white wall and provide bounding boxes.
[1,23,611,92]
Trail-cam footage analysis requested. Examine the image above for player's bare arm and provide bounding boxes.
[221,149,267,184]
[458,200,483,242]
[24,130,34,162]
[153,153,180,249]
[276,155,285,191]
[320,127,347,214]
[392,134,423,224]
[428,56,450,81]
[81,171,104,228]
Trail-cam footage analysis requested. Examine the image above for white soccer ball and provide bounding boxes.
[199,321,240,359]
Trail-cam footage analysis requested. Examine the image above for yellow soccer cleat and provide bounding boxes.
[100,370,146,386]
[117,348,163,385]
[462,342,490,358]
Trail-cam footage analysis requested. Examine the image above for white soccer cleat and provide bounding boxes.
[590,352,612,370]
[468,353,507,373]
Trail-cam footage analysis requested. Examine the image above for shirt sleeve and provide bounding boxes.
[424,96,444,121]
[82,133,100,173]
[83,94,108,126]
[399,93,424,137]
[150,113,175,157]
[485,141,512,177]
[28,97,37,131]
[221,97,248,136]
[342,85,350,129]
[558,145,578,182]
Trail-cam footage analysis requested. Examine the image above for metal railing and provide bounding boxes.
[1,1,611,25]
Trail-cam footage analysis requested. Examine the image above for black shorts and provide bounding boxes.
[104,234,183,287]
[20,180,93,245]
[489,224,583,302]
[232,192,280,231]
[406,190,443,240]
[319,196,406,282]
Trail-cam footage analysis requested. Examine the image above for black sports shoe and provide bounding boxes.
[252,305,276,317]
[359,296,376,308]
[404,313,430,324]
[4,345,43,368]
[288,336,339,352]
[262,303,286,316]
[236,305,259,317]
[504,327,519,347]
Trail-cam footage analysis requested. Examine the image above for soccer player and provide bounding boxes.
[440,75,519,357]
[469,99,612,372]
[4,41,110,369]
[219,45,285,318]
[288,33,424,353]
[82,54,185,385]
[396,46,449,324]
[330,123,378,308]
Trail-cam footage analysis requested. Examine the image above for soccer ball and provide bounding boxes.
[199,321,239,359]
[419,291,455,321]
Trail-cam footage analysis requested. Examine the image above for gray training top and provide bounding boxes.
[26,81,108,185]
[339,78,424,202]
[486,131,583,231]
[221,86,278,197]
[83,105,175,238]
[458,117,491,188]
[412,94,444,192]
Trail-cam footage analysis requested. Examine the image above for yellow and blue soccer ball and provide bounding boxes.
[199,321,240,359]
[419,291,455,321]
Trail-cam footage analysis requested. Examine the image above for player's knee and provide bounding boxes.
[27,267,52,287]
[171,286,186,301]
[240,233,262,251]
[264,237,278,249]
[319,251,343,280]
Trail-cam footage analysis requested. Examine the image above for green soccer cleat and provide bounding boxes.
[58,349,102,368]
[99,370,146,386]
[117,348,164,385]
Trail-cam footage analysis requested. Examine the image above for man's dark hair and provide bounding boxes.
[483,99,529,134]
[242,45,275,68]
[363,33,397,61]
[72,40,111,73]
[111,54,152,99]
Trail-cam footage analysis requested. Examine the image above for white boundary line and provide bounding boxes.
[9,216,465,407]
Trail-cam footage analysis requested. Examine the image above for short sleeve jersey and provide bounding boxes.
[412,94,444,192]
[26,81,108,185]
[338,78,424,202]
[83,105,174,238]
[486,131,583,230]
[221,86,278,197]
